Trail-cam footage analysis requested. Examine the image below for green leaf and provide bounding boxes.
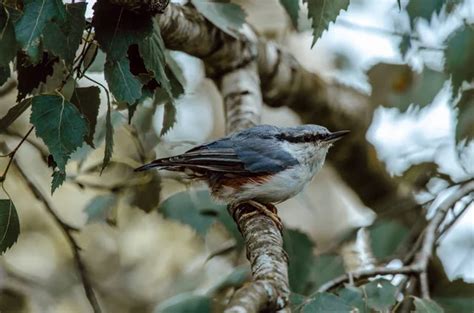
[104,58,143,104]
[0,66,9,86]
[301,292,354,313]
[161,101,177,136]
[101,104,114,173]
[0,7,17,66]
[16,52,58,102]
[92,0,153,61]
[138,21,172,97]
[283,229,315,294]
[369,220,410,259]
[165,53,186,98]
[445,25,474,96]
[14,0,66,63]
[338,287,368,313]
[368,63,447,111]
[290,293,307,311]
[0,98,33,132]
[30,95,88,193]
[399,35,411,58]
[0,199,20,254]
[309,254,345,293]
[84,194,118,224]
[191,0,246,39]
[208,266,250,294]
[130,173,161,213]
[303,0,350,47]
[361,278,398,311]
[43,2,86,66]
[51,170,66,193]
[279,0,300,28]
[455,89,474,144]
[413,297,445,313]
[70,86,101,148]
[406,0,444,26]
[155,294,212,313]
[157,190,227,237]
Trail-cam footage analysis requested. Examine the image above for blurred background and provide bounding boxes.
[0,0,473,312]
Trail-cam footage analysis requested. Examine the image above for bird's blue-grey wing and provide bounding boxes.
[135,125,299,174]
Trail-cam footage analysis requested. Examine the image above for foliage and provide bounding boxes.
[0,0,473,312]
[0,199,20,254]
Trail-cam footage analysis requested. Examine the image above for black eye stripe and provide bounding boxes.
[276,133,327,143]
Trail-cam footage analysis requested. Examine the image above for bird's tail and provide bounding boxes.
[134,159,168,172]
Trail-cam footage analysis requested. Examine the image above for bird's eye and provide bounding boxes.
[304,135,312,142]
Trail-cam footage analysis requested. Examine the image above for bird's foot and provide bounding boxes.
[245,200,283,233]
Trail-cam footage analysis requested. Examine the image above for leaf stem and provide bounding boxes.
[0,126,34,182]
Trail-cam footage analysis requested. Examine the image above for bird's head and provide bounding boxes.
[277,125,349,146]
[275,125,350,169]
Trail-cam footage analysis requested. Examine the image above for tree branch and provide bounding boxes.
[11,159,102,313]
[317,180,474,293]
[217,58,290,311]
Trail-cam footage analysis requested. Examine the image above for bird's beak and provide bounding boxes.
[324,130,350,143]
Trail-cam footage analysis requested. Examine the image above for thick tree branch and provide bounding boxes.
[219,60,290,312]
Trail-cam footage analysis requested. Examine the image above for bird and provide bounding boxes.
[135,124,349,230]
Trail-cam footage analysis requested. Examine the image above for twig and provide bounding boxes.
[317,180,474,293]
[12,159,102,313]
[435,198,473,242]
[0,126,34,182]
[419,271,430,299]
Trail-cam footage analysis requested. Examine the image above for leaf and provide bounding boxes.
[400,162,441,189]
[43,2,87,66]
[101,104,114,173]
[413,297,445,313]
[0,98,33,132]
[51,170,66,193]
[301,292,354,313]
[14,0,65,63]
[445,25,474,96]
[155,294,212,313]
[161,101,177,136]
[303,0,350,47]
[70,86,101,147]
[283,229,315,294]
[361,278,398,311]
[104,58,143,104]
[290,293,307,311]
[30,95,88,193]
[0,7,17,66]
[0,66,9,86]
[208,266,250,294]
[16,52,58,102]
[369,220,410,259]
[157,190,227,237]
[84,195,118,224]
[138,21,173,97]
[455,89,474,144]
[130,173,161,213]
[338,287,368,313]
[406,0,444,26]
[280,0,300,28]
[399,35,411,58]
[313,254,346,293]
[92,0,153,61]
[368,63,447,111]
[191,0,246,39]
[0,199,20,254]
[165,52,186,98]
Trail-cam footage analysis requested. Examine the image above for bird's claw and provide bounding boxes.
[244,201,284,233]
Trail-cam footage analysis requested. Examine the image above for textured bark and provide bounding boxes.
[219,61,290,312]
[155,3,418,225]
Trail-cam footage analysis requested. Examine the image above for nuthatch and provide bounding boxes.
[135,124,349,229]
